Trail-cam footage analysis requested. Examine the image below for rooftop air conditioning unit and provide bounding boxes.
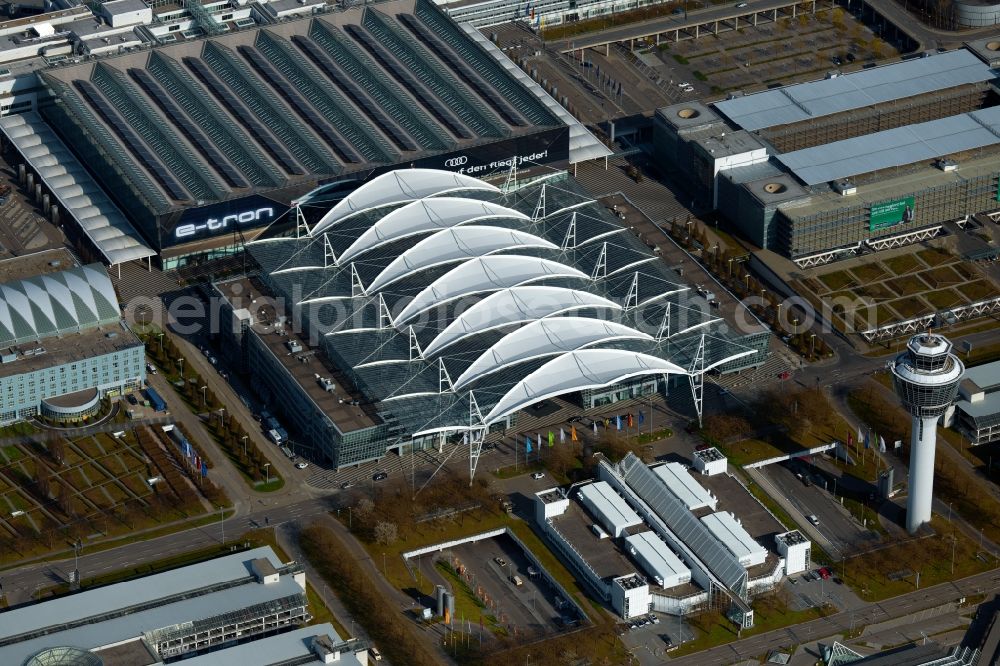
[832,180,856,196]
[936,159,957,172]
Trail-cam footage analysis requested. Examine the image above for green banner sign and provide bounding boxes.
[870,197,915,232]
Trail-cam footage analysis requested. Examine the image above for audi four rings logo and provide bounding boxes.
[444,156,469,167]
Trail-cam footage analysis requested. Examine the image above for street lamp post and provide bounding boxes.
[220,506,225,545]
[810,333,816,358]
[242,435,248,456]
[200,385,208,408]
[178,358,185,378]
[264,463,271,485]
[728,257,734,278]
[157,333,164,354]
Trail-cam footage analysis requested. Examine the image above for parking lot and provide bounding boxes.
[434,533,574,640]
[620,610,695,660]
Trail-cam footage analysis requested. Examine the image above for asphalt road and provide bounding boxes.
[667,567,1000,665]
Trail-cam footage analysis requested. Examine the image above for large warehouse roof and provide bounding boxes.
[714,49,993,131]
[578,481,644,536]
[35,0,564,215]
[652,462,716,511]
[243,171,764,441]
[624,531,690,588]
[0,113,154,265]
[776,106,1000,185]
[701,511,766,566]
[0,264,120,348]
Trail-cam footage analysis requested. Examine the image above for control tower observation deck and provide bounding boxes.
[889,333,964,534]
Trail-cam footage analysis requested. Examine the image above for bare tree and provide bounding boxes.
[373,521,398,545]
[48,439,67,467]
[355,498,375,520]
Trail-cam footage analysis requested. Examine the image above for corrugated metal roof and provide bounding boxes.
[0,547,282,642]
[715,50,994,131]
[652,462,716,510]
[624,531,690,585]
[964,359,1000,391]
[775,106,1000,185]
[0,112,155,265]
[701,511,766,563]
[578,480,643,533]
[178,623,367,666]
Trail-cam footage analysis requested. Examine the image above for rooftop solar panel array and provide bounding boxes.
[183,56,306,177]
[715,49,995,132]
[33,0,564,215]
[238,45,361,164]
[74,80,190,202]
[129,68,249,190]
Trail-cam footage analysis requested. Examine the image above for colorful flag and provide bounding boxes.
[857,426,863,449]
[525,437,533,454]
[879,435,886,453]
[894,439,902,450]
[604,418,610,428]
[616,415,622,431]
[537,433,542,449]
[847,432,853,448]
[638,411,645,425]
[592,422,598,434]
[571,425,578,442]
[559,428,566,443]
[548,431,554,447]
[201,462,208,478]
[863,429,870,449]
[627,413,634,428]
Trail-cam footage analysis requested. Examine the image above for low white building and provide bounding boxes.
[578,480,643,538]
[692,447,728,476]
[653,462,718,511]
[775,530,811,575]
[534,487,569,522]
[624,531,691,589]
[701,511,767,568]
[610,573,651,619]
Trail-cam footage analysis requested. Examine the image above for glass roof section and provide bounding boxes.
[395,255,587,324]
[338,197,528,264]
[454,317,652,390]
[484,349,686,423]
[310,168,500,234]
[365,226,557,293]
[422,286,619,358]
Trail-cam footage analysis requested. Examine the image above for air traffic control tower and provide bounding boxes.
[890,333,964,534]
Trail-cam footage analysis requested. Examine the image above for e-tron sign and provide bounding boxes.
[165,194,289,247]
[175,207,275,240]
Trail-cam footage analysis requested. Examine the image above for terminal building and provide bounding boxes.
[654,47,1000,268]
[0,547,370,666]
[432,0,665,28]
[0,251,144,426]
[946,359,1000,445]
[216,168,768,470]
[534,453,809,625]
[0,0,609,270]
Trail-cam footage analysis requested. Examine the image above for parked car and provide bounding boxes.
[494,557,507,567]
[531,472,546,480]
[370,646,382,661]
[818,567,831,580]
[736,2,748,7]
[340,481,355,489]
[295,462,309,469]
[372,471,388,482]
[807,514,820,526]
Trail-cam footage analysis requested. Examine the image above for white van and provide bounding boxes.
[267,429,283,445]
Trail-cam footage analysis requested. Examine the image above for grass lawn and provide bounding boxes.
[961,280,999,302]
[818,270,856,291]
[917,247,954,266]
[885,275,927,297]
[1,445,23,463]
[888,297,929,321]
[857,282,896,302]
[920,265,963,288]
[721,439,785,467]
[884,253,924,275]
[850,262,888,283]
[841,519,991,601]
[924,288,965,310]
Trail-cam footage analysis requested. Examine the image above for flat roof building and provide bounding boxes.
[951,359,1000,445]
[652,462,718,511]
[0,255,144,425]
[624,531,691,589]
[702,511,767,568]
[578,481,643,538]
[0,547,311,665]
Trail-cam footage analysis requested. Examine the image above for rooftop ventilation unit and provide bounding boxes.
[832,180,856,196]
[936,159,958,172]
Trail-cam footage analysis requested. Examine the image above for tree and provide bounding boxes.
[48,438,67,466]
[373,521,398,545]
[35,463,53,500]
[355,498,375,520]
[58,481,76,517]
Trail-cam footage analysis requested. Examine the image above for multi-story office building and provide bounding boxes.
[0,256,144,425]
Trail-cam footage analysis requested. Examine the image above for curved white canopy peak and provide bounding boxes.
[310,170,500,236]
[337,198,530,265]
[484,350,688,424]
[365,226,558,294]
[422,286,621,358]
[395,256,588,325]
[454,317,654,390]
